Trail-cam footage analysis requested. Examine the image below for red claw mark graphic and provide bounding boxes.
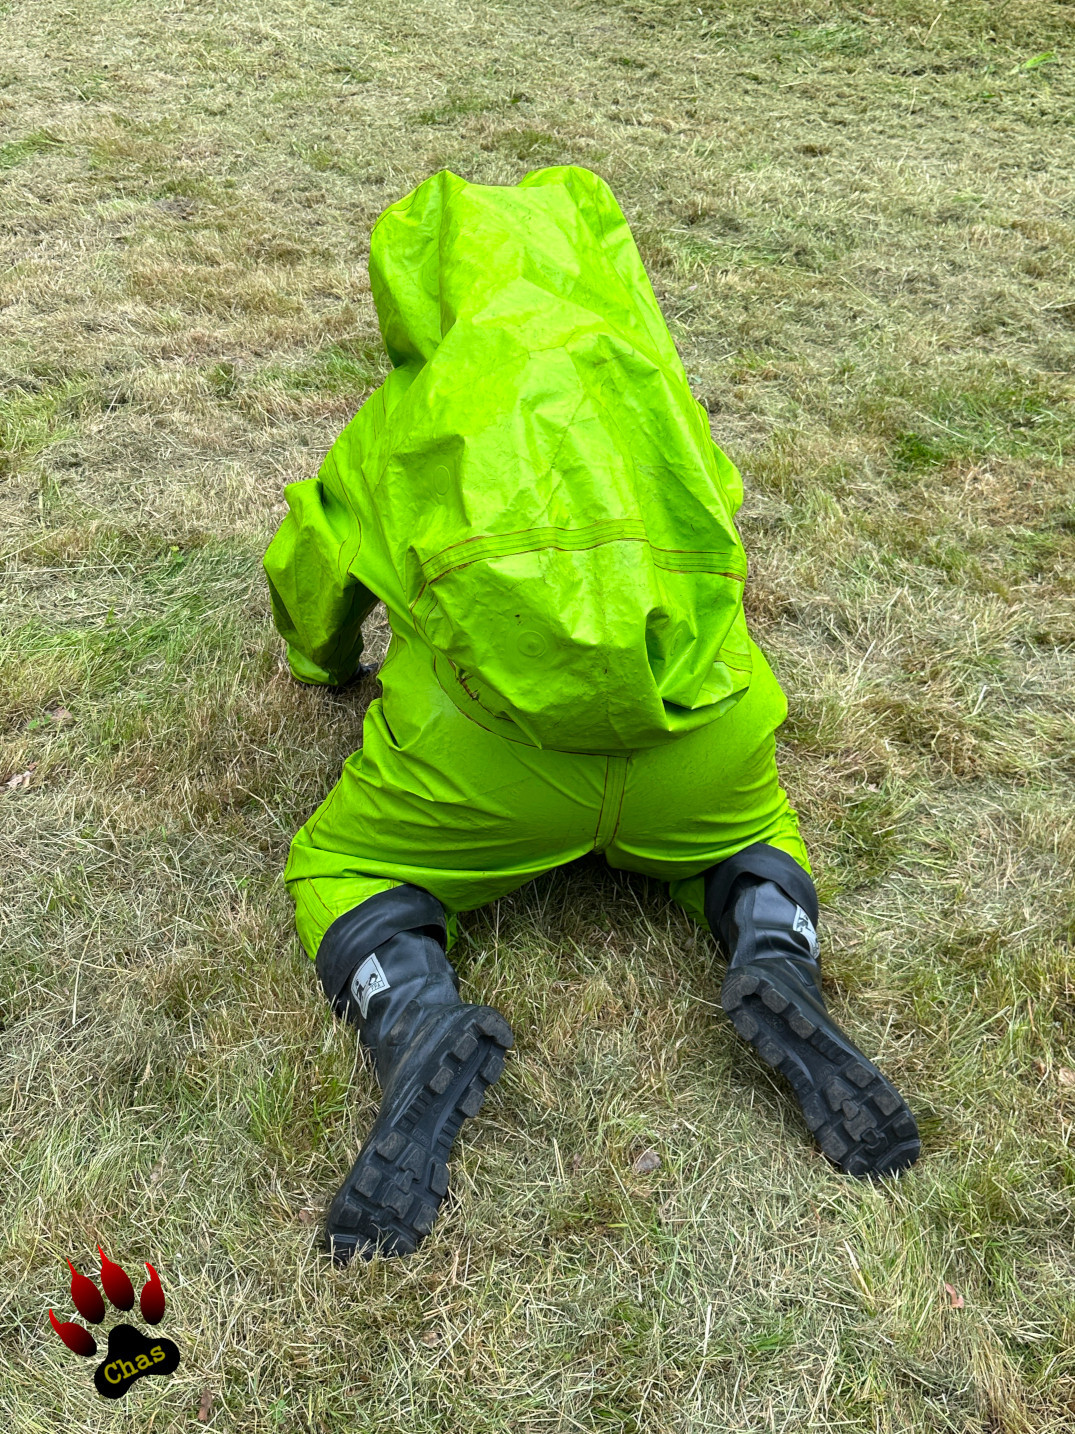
[49,1308,97,1358]
[97,1247,135,1310]
[139,1262,165,1325]
[66,1259,105,1324]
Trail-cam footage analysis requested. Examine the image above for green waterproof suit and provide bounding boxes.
[264,166,809,959]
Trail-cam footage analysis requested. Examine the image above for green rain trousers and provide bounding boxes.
[264,166,810,959]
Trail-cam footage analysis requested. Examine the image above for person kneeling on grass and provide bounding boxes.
[263,165,920,1265]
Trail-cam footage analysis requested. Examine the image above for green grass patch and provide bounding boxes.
[243,340,387,400]
[0,381,83,478]
[416,91,514,126]
[0,129,62,169]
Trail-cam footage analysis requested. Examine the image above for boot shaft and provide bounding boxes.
[703,843,823,994]
[316,885,463,1087]
[720,876,820,980]
[351,926,461,1082]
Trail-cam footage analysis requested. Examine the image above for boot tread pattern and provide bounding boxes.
[722,968,920,1179]
[325,1007,512,1264]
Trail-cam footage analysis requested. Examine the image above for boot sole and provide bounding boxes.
[324,1006,513,1264]
[721,967,920,1178]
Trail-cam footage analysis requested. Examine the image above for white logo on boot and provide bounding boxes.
[350,952,390,1018]
[792,906,820,959]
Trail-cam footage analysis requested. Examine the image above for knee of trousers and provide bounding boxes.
[314,883,455,1015]
[701,842,819,937]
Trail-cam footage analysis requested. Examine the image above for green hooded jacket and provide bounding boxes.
[264,165,753,756]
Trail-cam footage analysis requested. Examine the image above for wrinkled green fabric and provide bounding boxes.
[283,628,808,960]
[264,165,810,961]
[264,165,753,756]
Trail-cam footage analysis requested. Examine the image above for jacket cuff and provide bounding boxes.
[285,644,336,685]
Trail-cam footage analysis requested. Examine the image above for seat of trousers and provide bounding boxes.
[284,627,809,960]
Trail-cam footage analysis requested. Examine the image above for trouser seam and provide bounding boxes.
[591,759,610,852]
[593,755,629,852]
[606,754,629,849]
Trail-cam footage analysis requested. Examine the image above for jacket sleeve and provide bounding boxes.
[711,438,744,519]
[263,464,379,686]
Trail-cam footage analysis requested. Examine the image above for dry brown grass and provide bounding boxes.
[1,0,1074,1429]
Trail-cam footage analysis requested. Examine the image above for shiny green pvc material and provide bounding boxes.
[265,165,752,757]
[264,166,810,958]
[283,628,808,960]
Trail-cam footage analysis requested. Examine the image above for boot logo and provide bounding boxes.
[351,952,390,1018]
[792,906,820,958]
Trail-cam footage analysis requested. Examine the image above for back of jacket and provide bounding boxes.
[265,165,753,756]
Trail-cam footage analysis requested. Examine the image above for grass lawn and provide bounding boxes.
[2,0,1074,1429]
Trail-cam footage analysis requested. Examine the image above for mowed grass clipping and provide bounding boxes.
[1,0,1074,1429]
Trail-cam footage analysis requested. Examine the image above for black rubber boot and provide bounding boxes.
[703,844,920,1178]
[315,885,513,1264]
